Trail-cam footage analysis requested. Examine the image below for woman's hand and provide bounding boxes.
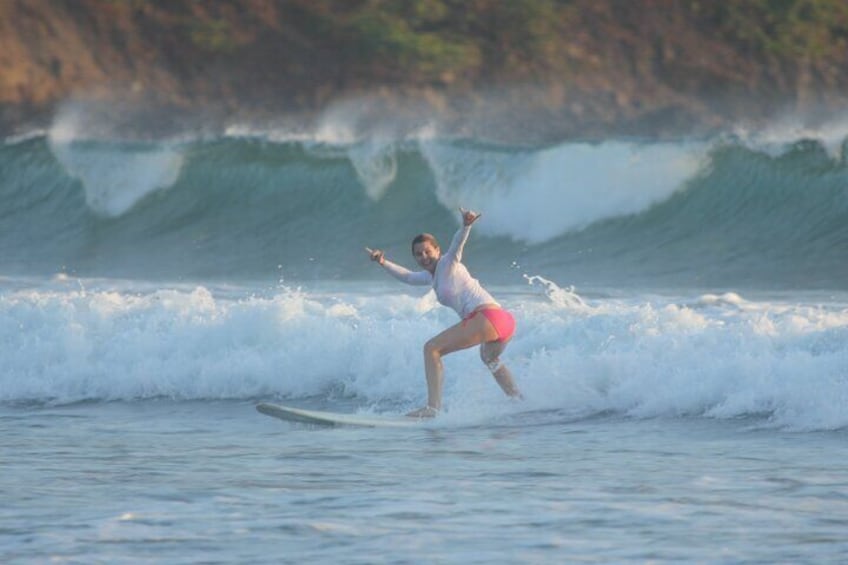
[460,207,481,226]
[365,247,385,265]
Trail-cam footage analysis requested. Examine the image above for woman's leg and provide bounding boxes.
[407,313,498,416]
[480,340,522,398]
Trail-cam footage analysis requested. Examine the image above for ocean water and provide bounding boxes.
[2,109,848,562]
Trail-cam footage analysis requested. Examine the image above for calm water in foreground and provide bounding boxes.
[2,400,846,564]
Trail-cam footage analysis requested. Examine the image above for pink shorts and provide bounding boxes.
[464,308,516,343]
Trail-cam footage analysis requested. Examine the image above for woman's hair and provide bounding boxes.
[411,233,439,254]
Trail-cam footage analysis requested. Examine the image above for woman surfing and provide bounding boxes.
[367,208,521,417]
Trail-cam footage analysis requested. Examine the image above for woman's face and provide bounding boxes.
[413,240,440,272]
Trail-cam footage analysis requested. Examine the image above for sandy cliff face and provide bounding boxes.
[2,0,847,140]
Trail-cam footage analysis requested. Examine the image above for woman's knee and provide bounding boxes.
[480,348,501,373]
[424,338,441,358]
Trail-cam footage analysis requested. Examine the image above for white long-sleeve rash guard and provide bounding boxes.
[379,225,498,319]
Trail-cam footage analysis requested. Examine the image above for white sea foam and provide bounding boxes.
[2,128,48,145]
[48,140,184,217]
[347,140,399,200]
[1,278,846,431]
[44,98,186,217]
[733,114,848,159]
[420,139,706,243]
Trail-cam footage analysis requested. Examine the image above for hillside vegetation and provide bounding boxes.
[2,0,848,139]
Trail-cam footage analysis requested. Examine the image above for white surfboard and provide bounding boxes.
[256,402,424,428]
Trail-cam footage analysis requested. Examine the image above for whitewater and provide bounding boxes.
[1,110,847,563]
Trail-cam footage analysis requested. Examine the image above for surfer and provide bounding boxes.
[367,208,521,417]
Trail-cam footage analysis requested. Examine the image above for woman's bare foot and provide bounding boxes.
[406,406,439,418]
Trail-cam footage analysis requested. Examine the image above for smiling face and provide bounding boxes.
[412,236,440,273]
